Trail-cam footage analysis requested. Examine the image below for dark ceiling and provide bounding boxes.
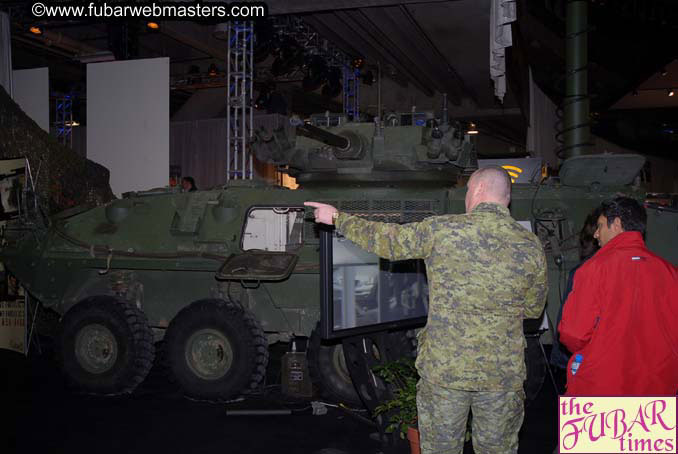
[5,0,678,160]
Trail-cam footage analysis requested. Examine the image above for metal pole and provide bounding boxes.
[225,21,254,181]
[248,22,254,179]
[69,98,73,149]
[354,68,360,120]
[226,24,232,181]
[240,24,246,180]
[233,24,239,179]
[2,11,14,99]
[564,0,590,158]
[377,62,381,123]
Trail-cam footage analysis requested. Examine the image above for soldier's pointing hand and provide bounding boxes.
[304,202,338,225]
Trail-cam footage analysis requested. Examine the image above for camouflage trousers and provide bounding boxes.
[416,379,525,454]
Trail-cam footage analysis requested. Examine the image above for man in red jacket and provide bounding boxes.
[559,197,678,395]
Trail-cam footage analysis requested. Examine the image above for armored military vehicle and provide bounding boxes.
[0,115,472,403]
[2,114,676,405]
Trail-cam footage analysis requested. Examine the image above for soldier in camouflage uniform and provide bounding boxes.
[306,166,547,454]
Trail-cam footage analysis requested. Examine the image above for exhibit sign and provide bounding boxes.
[0,157,25,220]
[0,158,28,353]
[0,295,25,354]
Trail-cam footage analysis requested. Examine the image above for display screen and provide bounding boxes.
[319,228,428,339]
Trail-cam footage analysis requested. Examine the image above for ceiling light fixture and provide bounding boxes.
[352,57,365,69]
[632,87,678,96]
[29,26,42,35]
[147,22,160,30]
[466,122,479,135]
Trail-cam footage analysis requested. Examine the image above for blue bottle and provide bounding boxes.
[571,354,583,375]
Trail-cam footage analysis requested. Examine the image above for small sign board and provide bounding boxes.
[0,298,25,354]
[0,158,28,353]
[0,277,26,354]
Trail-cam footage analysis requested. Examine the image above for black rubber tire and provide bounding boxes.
[307,323,416,408]
[164,299,268,401]
[307,323,362,408]
[58,296,155,395]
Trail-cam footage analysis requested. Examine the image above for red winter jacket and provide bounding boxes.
[559,231,678,395]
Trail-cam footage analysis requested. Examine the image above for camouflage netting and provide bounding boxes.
[0,86,114,214]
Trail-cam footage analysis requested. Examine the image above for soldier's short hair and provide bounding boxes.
[472,166,511,202]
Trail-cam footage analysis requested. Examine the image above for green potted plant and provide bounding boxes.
[373,358,472,454]
[373,358,421,453]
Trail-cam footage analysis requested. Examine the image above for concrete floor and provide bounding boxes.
[3,340,559,454]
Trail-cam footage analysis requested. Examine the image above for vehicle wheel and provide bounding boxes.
[307,325,362,407]
[58,296,155,395]
[164,299,268,401]
[308,324,417,408]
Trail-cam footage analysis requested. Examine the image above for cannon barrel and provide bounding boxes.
[296,123,350,149]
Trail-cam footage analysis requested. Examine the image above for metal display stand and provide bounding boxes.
[54,95,73,148]
[343,66,360,121]
[225,21,254,180]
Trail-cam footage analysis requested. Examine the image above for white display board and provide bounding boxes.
[12,68,49,132]
[87,58,169,196]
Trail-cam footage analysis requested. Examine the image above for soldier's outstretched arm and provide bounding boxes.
[304,201,433,261]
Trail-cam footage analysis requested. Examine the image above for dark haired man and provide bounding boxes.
[306,166,547,454]
[559,197,678,395]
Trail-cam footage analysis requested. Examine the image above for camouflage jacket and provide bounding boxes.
[336,202,547,391]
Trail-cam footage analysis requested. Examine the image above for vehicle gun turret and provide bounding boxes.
[252,115,477,185]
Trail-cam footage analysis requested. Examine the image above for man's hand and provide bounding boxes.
[304,202,338,225]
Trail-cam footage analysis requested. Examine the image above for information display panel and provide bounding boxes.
[319,229,428,339]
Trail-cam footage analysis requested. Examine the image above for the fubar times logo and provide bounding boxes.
[559,397,677,453]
